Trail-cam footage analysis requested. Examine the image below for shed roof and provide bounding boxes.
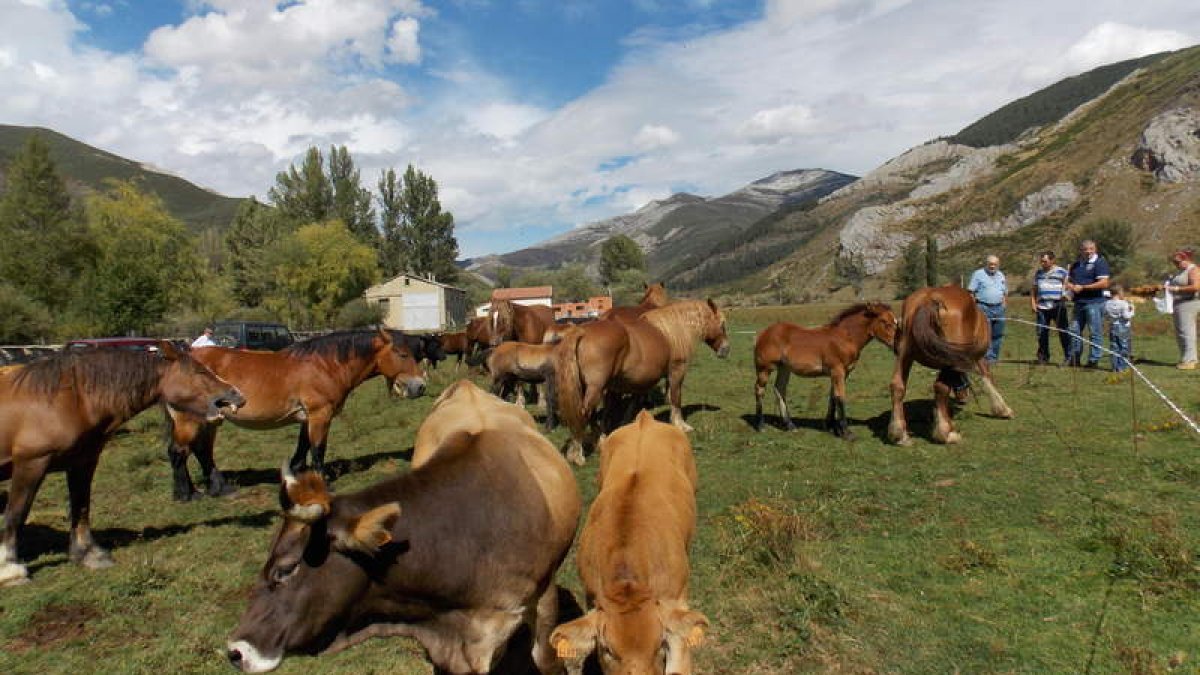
[491,286,553,301]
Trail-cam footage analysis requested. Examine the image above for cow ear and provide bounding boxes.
[334,503,402,555]
[664,607,709,648]
[550,611,598,662]
[280,464,331,522]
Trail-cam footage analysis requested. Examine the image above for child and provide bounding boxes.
[1104,285,1134,372]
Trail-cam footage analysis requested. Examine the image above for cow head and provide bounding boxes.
[551,593,709,675]
[225,465,403,673]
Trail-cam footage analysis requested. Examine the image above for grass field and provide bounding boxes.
[2,302,1198,674]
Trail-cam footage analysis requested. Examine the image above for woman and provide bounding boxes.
[1167,248,1200,370]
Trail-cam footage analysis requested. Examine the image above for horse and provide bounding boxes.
[465,316,492,355]
[0,343,244,585]
[888,285,1013,445]
[753,303,897,438]
[555,299,730,464]
[490,299,557,346]
[391,331,446,369]
[437,331,470,369]
[601,282,669,323]
[165,329,426,501]
[486,339,562,429]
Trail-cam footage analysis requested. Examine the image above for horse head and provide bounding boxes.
[640,282,668,309]
[489,300,515,346]
[373,329,426,399]
[702,299,731,359]
[158,340,246,422]
[866,303,899,350]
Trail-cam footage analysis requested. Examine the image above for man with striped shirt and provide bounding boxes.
[1031,251,1070,365]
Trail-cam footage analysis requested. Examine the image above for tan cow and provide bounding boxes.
[551,410,709,674]
[411,379,540,468]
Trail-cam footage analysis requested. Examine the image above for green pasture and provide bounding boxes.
[2,303,1197,674]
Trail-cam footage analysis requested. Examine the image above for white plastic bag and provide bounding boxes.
[1153,284,1174,314]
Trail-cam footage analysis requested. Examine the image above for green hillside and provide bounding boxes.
[0,124,243,230]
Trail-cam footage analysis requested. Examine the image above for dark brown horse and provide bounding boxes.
[438,331,470,369]
[490,299,557,345]
[753,303,897,437]
[889,285,1013,445]
[0,343,244,585]
[465,316,492,354]
[167,329,426,500]
[601,282,669,323]
[555,299,730,464]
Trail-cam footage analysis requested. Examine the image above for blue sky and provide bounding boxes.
[3,1,1200,258]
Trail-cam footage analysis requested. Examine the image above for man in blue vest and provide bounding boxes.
[968,254,1007,364]
[1066,239,1111,367]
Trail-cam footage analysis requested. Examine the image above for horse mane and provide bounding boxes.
[642,299,720,363]
[284,330,382,361]
[827,302,890,327]
[11,349,163,418]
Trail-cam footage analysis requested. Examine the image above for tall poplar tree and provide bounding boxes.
[269,147,332,225]
[381,164,458,282]
[328,145,377,245]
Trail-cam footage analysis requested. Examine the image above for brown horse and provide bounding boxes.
[465,316,492,353]
[601,282,669,323]
[555,299,730,464]
[487,339,563,428]
[889,285,1013,445]
[166,329,426,500]
[438,331,470,369]
[490,299,557,345]
[753,303,897,438]
[0,343,244,585]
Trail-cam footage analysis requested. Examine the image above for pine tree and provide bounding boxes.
[269,147,332,225]
[328,145,377,246]
[393,164,458,282]
[225,197,290,307]
[378,167,404,276]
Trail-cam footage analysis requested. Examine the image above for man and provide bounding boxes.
[968,254,1007,363]
[1065,239,1111,367]
[191,326,217,349]
[1031,251,1070,365]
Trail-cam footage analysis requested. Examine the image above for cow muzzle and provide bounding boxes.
[226,640,282,673]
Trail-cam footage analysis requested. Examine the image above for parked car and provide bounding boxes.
[1,345,57,364]
[213,321,295,351]
[64,337,161,352]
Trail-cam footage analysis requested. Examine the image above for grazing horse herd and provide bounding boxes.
[0,283,1011,673]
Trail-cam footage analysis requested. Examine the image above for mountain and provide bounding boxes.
[466,168,856,278]
[0,124,243,230]
[661,47,1199,301]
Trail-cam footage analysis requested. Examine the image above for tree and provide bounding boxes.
[834,247,866,295]
[925,236,939,287]
[264,220,379,327]
[269,147,332,225]
[599,235,646,286]
[328,146,377,246]
[80,181,204,335]
[896,239,925,296]
[552,264,601,303]
[378,167,404,276]
[0,282,53,343]
[386,164,459,282]
[494,265,513,289]
[1078,218,1135,275]
[225,197,291,307]
[0,133,90,312]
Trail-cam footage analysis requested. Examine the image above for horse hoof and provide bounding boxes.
[842,431,856,442]
[0,562,30,586]
[173,489,203,503]
[944,432,963,445]
[678,422,695,433]
[893,434,913,447]
[80,548,115,570]
[208,484,237,498]
[997,407,1015,419]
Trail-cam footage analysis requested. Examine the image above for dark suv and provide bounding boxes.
[213,321,295,351]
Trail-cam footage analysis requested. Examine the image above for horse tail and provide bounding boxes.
[554,328,587,438]
[467,347,491,370]
[909,298,978,371]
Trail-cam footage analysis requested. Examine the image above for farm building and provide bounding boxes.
[475,286,554,317]
[363,273,469,332]
[554,296,612,320]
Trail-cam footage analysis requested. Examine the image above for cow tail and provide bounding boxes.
[910,299,977,371]
[554,328,586,438]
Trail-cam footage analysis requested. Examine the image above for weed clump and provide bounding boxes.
[717,496,828,568]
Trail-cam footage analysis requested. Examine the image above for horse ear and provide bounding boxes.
[377,327,393,344]
[707,298,719,313]
[642,281,648,289]
[157,340,181,361]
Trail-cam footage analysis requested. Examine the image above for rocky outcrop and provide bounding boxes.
[838,205,918,274]
[936,182,1080,249]
[1132,107,1200,182]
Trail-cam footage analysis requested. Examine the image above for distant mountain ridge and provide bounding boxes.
[468,168,856,277]
[0,124,243,230]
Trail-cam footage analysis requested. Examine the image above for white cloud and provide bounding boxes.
[737,104,817,143]
[633,124,679,150]
[387,16,421,64]
[1023,22,1194,81]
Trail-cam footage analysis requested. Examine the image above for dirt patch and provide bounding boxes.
[7,603,101,653]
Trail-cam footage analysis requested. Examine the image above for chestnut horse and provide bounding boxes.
[555,299,730,464]
[438,331,470,369]
[166,329,426,500]
[465,316,492,354]
[601,282,669,323]
[490,299,557,345]
[487,339,562,428]
[0,343,244,585]
[753,303,897,437]
[889,285,1013,445]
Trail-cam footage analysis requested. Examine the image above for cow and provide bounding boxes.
[226,380,583,674]
[551,410,709,674]
[390,330,447,369]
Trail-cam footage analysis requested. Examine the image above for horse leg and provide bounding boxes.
[542,376,558,432]
[753,366,770,431]
[66,448,113,569]
[774,368,796,431]
[930,377,960,444]
[194,423,234,497]
[306,415,335,482]
[165,408,201,502]
[888,354,915,446]
[976,359,1014,419]
[667,364,693,433]
[0,454,51,585]
[289,422,313,473]
[827,368,853,439]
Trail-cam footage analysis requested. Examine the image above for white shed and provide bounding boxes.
[363,274,469,332]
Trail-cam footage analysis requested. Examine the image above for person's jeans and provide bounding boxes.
[1069,302,1104,365]
[1035,303,1070,362]
[1109,323,1131,372]
[1175,299,1200,364]
[978,303,1005,362]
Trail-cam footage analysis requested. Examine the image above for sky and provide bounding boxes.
[1,1,1197,259]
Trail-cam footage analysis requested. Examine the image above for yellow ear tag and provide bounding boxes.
[686,625,705,647]
[554,638,575,659]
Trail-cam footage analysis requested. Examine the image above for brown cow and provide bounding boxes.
[226,380,582,674]
[551,410,709,674]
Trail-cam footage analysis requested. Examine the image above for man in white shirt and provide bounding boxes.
[191,327,217,349]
